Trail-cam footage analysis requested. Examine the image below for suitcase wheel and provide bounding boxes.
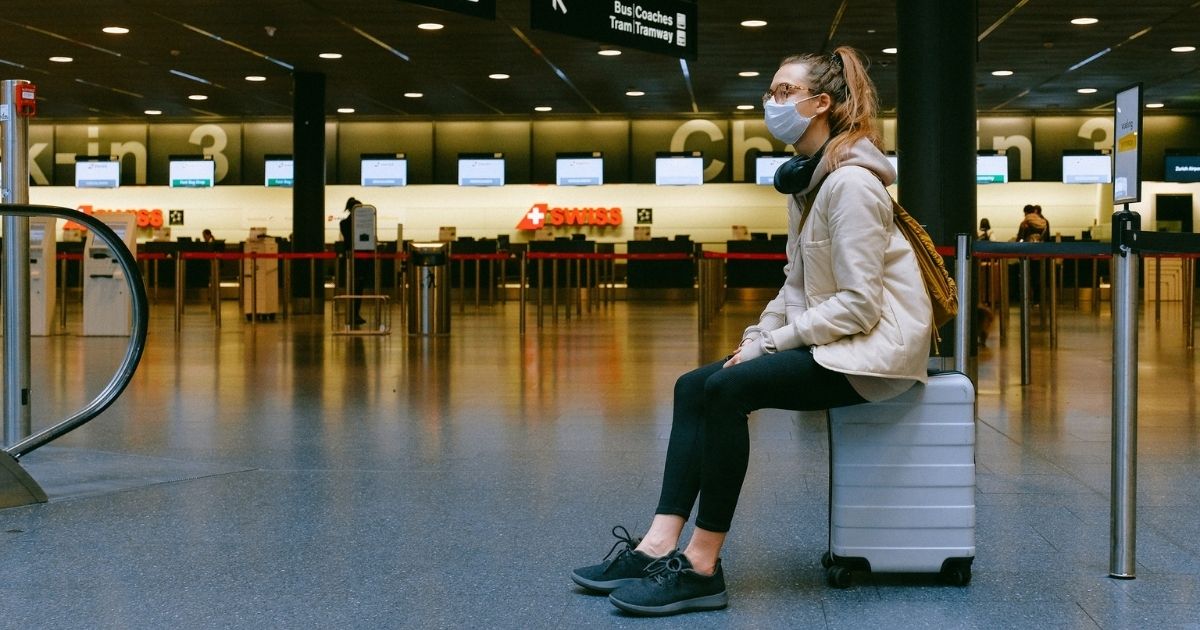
[826,564,853,588]
[941,559,972,586]
[820,551,834,569]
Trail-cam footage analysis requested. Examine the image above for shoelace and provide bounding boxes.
[601,525,640,566]
[643,555,686,585]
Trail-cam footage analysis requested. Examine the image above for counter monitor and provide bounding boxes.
[169,156,216,188]
[75,156,120,189]
[1164,151,1200,183]
[1062,153,1112,184]
[361,153,408,187]
[556,152,603,186]
[655,152,704,186]
[754,153,792,185]
[264,155,294,187]
[976,155,1008,184]
[458,153,505,187]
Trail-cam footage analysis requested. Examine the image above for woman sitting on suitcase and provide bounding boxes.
[571,46,933,616]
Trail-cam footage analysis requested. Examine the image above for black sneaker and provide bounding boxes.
[571,526,660,593]
[608,551,728,616]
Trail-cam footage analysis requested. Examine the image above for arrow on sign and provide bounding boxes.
[552,0,567,14]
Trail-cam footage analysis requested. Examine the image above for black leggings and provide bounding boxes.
[655,348,866,533]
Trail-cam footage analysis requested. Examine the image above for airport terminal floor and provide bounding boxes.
[3,295,1200,628]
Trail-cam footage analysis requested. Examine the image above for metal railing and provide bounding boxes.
[2,204,149,459]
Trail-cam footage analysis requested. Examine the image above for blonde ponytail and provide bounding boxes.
[778,46,882,165]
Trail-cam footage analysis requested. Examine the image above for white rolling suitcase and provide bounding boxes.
[822,370,976,587]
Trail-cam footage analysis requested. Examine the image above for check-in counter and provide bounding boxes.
[726,236,786,289]
[626,237,693,289]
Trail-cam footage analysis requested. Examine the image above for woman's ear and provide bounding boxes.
[814,93,833,115]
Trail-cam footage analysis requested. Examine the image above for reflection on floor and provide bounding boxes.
[2,297,1198,628]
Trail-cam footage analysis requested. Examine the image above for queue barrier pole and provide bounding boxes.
[1110,210,1140,579]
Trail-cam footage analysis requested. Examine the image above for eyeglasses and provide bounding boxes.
[762,83,816,104]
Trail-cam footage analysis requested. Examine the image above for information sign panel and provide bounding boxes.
[1113,84,1142,205]
[531,0,697,60]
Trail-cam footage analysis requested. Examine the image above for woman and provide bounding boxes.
[571,46,933,616]
[978,217,992,241]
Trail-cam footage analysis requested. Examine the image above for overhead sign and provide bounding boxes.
[402,0,495,19]
[531,0,697,60]
[1113,84,1142,205]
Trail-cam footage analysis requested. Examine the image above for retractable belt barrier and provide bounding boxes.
[1107,212,1200,580]
[449,252,513,312]
[518,251,693,333]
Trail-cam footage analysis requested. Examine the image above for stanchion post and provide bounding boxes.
[174,254,184,332]
[519,252,527,335]
[1020,257,1031,385]
[1110,209,1140,579]
[1050,258,1059,348]
[954,234,971,376]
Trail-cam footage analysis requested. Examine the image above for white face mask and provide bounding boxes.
[763,95,818,145]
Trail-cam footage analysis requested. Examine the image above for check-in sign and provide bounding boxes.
[402,0,495,19]
[532,0,697,60]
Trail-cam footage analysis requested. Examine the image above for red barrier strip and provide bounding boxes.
[973,252,1114,260]
[56,253,83,261]
[701,251,787,261]
[137,253,173,261]
[449,253,512,261]
[525,252,692,261]
[352,251,412,260]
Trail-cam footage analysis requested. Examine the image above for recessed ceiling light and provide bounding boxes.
[882,47,898,54]
[534,106,552,112]
[318,52,342,59]
[736,105,755,110]
[144,109,162,116]
[337,107,355,114]
[1171,46,1196,53]
[1146,102,1165,109]
[188,94,208,101]
[403,92,423,98]
[488,73,510,80]
[417,23,444,31]
[740,20,768,28]
[598,49,622,56]
[48,56,73,63]
[1070,17,1099,25]
[991,70,1014,76]
[626,90,645,97]
[738,71,760,78]
[102,26,129,35]
[1077,88,1097,94]
[245,75,266,82]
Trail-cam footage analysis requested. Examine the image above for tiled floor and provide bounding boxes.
[2,294,1198,629]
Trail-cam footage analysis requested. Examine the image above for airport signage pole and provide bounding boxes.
[1,79,36,447]
[1110,83,1142,580]
[531,0,698,60]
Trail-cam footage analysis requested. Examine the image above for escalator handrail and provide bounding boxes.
[1,204,149,459]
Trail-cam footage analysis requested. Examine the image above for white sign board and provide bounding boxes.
[1113,84,1142,205]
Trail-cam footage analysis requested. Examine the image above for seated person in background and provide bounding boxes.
[202,229,215,243]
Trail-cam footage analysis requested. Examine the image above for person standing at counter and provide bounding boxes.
[571,46,933,616]
[339,197,370,326]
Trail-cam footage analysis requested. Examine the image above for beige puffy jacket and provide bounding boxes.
[743,139,933,398]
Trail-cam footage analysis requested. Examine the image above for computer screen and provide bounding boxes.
[458,153,505,187]
[1164,152,1200,183]
[754,155,791,185]
[75,157,120,188]
[361,154,408,187]
[655,154,704,186]
[169,156,216,188]
[556,153,603,186]
[264,155,293,187]
[1062,154,1111,184]
[976,155,1008,184]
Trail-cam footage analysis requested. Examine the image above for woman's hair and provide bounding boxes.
[979,218,991,230]
[1023,204,1036,214]
[778,45,880,164]
[344,197,361,212]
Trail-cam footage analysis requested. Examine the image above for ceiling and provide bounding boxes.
[1,0,1198,121]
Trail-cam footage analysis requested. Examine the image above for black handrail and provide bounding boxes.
[1,204,149,459]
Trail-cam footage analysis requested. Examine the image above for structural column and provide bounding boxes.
[292,71,326,313]
[896,0,977,356]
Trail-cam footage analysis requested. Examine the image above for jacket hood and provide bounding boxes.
[802,137,895,195]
